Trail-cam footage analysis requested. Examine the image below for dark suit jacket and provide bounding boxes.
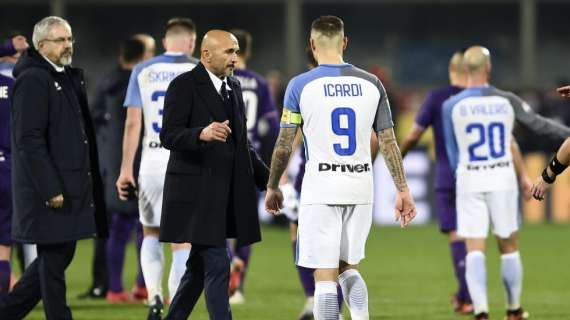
[159,63,268,247]
[91,65,140,215]
[10,47,108,244]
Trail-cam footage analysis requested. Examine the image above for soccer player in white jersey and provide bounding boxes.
[116,18,198,320]
[265,16,417,320]
[442,46,529,320]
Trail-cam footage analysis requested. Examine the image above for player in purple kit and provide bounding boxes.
[0,35,35,278]
[0,35,28,63]
[289,48,316,320]
[0,33,28,78]
[0,73,14,296]
[400,50,473,314]
[227,29,279,305]
[401,50,535,315]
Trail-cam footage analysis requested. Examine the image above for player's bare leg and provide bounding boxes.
[465,238,489,319]
[496,233,528,320]
[0,245,11,294]
[169,242,191,303]
[447,231,473,314]
[338,261,368,320]
[313,268,340,320]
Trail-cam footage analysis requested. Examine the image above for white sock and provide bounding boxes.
[313,281,339,320]
[168,248,190,299]
[466,251,488,314]
[501,251,523,310]
[23,244,37,268]
[338,269,369,320]
[141,236,164,302]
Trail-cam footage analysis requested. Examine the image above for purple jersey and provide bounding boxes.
[0,41,16,58]
[233,69,279,155]
[0,75,14,162]
[0,74,14,245]
[415,85,463,190]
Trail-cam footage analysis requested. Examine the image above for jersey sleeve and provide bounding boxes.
[415,92,436,128]
[281,77,302,128]
[510,94,570,145]
[123,64,143,108]
[442,99,459,174]
[372,79,394,132]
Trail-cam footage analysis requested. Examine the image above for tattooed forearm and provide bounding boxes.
[267,127,298,189]
[378,128,408,192]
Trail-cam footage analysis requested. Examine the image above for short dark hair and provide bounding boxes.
[311,15,344,37]
[1,30,25,46]
[165,17,196,36]
[230,29,252,59]
[120,37,145,64]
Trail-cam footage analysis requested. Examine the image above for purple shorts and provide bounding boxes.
[435,189,457,233]
[0,167,12,245]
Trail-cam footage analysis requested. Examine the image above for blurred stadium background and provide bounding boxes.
[3,0,570,224]
[2,0,570,319]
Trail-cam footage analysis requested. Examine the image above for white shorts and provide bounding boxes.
[296,204,372,269]
[456,190,519,239]
[138,173,165,227]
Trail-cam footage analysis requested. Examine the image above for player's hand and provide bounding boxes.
[116,171,136,201]
[47,194,64,208]
[199,120,232,142]
[556,85,570,98]
[531,175,551,201]
[11,35,28,53]
[265,187,284,215]
[395,190,417,228]
[519,175,533,201]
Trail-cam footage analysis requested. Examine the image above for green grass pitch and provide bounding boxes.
[19,224,570,319]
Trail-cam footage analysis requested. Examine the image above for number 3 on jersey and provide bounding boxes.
[466,122,505,161]
[151,90,166,133]
[331,107,356,156]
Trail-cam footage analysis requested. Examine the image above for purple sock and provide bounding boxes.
[337,283,344,311]
[0,260,10,294]
[292,241,315,297]
[236,245,251,291]
[135,221,145,288]
[451,240,471,303]
[107,213,135,293]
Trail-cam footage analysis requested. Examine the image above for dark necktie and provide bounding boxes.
[221,82,230,102]
[220,82,233,119]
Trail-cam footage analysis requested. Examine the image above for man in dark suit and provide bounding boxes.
[0,16,107,320]
[82,36,152,303]
[159,30,269,320]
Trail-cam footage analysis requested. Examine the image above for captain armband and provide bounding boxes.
[548,155,569,175]
[280,109,302,126]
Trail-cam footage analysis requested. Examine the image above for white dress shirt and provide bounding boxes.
[206,67,231,97]
[41,54,65,73]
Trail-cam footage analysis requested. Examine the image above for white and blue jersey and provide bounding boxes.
[442,86,517,194]
[124,52,198,175]
[282,63,393,205]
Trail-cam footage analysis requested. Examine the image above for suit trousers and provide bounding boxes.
[0,241,77,320]
[165,244,232,320]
